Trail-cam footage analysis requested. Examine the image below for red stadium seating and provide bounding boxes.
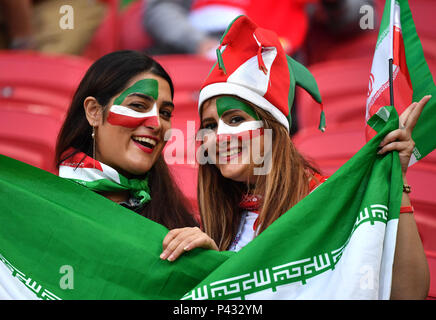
[296,57,371,131]
[0,108,62,173]
[0,51,91,173]
[293,123,366,172]
[0,51,91,100]
[156,55,214,212]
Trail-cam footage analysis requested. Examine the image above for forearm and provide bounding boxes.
[390,175,430,299]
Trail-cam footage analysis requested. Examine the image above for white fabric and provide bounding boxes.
[59,162,121,184]
[189,5,244,33]
[242,219,398,300]
[226,46,277,98]
[228,211,258,252]
[199,82,289,131]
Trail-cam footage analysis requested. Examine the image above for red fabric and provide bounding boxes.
[201,16,291,118]
[309,172,328,192]
[400,206,414,214]
[60,148,103,171]
[191,0,317,53]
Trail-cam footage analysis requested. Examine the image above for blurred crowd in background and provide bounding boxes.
[0,0,375,63]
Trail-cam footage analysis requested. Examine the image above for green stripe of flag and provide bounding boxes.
[0,156,232,299]
[398,0,436,163]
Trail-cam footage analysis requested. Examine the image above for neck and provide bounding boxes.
[98,190,130,203]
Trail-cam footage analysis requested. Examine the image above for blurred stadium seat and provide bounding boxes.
[157,55,214,213]
[293,123,366,173]
[0,108,62,173]
[0,51,92,173]
[0,51,91,100]
[297,57,371,131]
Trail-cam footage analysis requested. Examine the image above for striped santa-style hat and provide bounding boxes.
[198,15,325,132]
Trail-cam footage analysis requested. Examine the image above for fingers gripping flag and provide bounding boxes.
[366,0,436,166]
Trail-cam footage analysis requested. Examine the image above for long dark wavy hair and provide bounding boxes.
[55,50,198,229]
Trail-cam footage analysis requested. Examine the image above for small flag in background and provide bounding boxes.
[366,0,436,166]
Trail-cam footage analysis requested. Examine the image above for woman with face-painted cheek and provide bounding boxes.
[55,50,198,230]
[160,16,430,299]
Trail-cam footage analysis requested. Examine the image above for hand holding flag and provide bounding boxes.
[378,95,432,173]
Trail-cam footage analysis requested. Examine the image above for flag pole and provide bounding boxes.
[389,58,394,107]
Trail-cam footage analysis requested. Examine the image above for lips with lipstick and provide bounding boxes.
[131,135,159,153]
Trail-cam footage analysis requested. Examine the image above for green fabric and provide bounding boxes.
[66,174,151,205]
[0,105,406,300]
[0,155,233,299]
[286,55,324,132]
[398,0,436,162]
[182,105,403,299]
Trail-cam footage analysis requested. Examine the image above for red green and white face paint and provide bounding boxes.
[198,95,272,179]
[107,79,160,128]
[215,96,264,142]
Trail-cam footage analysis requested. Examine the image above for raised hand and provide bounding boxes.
[378,95,432,174]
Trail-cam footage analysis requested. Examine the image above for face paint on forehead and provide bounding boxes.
[107,104,159,128]
[216,96,260,121]
[113,78,159,106]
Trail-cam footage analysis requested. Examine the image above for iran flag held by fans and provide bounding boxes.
[366,0,436,166]
[366,0,412,140]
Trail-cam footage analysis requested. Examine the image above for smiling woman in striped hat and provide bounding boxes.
[160,16,430,299]
[55,50,198,230]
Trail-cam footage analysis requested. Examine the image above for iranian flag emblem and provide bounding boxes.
[366,0,412,142]
[366,0,436,166]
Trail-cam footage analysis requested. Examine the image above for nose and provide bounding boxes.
[142,116,160,130]
[142,102,161,130]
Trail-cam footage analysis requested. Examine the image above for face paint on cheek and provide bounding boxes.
[215,96,263,142]
[107,103,159,128]
[216,119,264,143]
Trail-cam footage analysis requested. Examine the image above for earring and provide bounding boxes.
[92,126,96,167]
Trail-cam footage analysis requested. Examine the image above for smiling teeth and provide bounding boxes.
[133,137,157,146]
[221,148,241,157]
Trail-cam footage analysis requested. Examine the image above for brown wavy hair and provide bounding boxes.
[198,100,319,250]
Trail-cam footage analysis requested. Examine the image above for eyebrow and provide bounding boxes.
[126,93,154,102]
[221,109,242,117]
[126,93,175,109]
[201,117,216,125]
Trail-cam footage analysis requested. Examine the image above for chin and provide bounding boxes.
[218,164,250,183]
[121,158,154,177]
